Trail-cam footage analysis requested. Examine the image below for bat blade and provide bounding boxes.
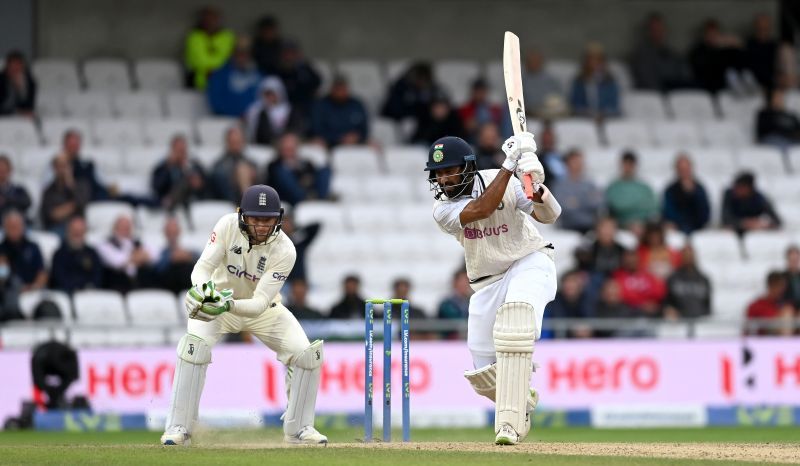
[503,31,535,199]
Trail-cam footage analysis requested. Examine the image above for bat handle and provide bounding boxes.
[523,173,535,200]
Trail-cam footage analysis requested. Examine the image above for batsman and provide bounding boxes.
[161,184,327,446]
[426,133,559,444]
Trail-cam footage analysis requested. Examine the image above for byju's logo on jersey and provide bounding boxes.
[257,256,266,274]
[227,265,259,282]
[230,245,242,255]
[464,224,509,240]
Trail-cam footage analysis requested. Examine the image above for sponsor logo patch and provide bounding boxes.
[464,224,510,239]
[230,245,242,254]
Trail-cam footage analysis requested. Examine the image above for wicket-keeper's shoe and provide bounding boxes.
[161,425,190,446]
[284,425,328,445]
[495,424,521,445]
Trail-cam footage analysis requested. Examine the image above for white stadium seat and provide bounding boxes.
[435,60,482,104]
[196,117,239,146]
[293,201,349,233]
[143,118,194,146]
[700,120,749,148]
[742,231,795,265]
[0,118,40,148]
[63,91,114,119]
[35,91,66,118]
[691,230,742,263]
[92,119,145,147]
[332,145,382,175]
[70,327,167,347]
[385,59,412,83]
[371,118,399,147]
[668,91,717,121]
[603,120,654,148]
[298,144,329,167]
[15,146,56,177]
[636,148,681,177]
[0,325,68,349]
[484,60,505,103]
[188,200,236,233]
[40,118,91,146]
[337,60,385,112]
[311,59,334,93]
[385,145,427,176]
[113,92,164,119]
[544,60,578,94]
[121,146,166,176]
[717,93,763,124]
[135,59,183,91]
[623,91,669,121]
[73,290,128,325]
[582,147,620,186]
[735,145,787,178]
[126,289,181,326]
[608,60,633,90]
[86,146,126,174]
[165,90,209,119]
[83,59,132,91]
[554,119,601,148]
[33,59,81,91]
[85,201,136,235]
[27,230,61,270]
[651,121,703,148]
[18,289,73,322]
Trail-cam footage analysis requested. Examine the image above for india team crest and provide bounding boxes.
[433,150,444,162]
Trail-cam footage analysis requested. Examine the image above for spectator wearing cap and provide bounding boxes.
[662,153,711,235]
[184,6,235,89]
[569,43,620,119]
[276,40,322,127]
[550,148,602,234]
[0,50,36,117]
[721,171,781,235]
[252,15,284,76]
[0,210,47,292]
[245,77,302,146]
[605,151,658,231]
[458,78,503,140]
[207,37,263,118]
[266,132,331,206]
[411,94,466,145]
[522,49,567,118]
[50,216,103,294]
[0,154,31,219]
[311,75,369,148]
[631,13,692,92]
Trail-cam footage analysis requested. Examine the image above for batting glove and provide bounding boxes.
[501,132,537,172]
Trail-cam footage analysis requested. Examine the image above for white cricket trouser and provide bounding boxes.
[467,250,557,368]
[187,303,310,365]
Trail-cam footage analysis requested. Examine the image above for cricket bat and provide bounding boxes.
[503,31,536,200]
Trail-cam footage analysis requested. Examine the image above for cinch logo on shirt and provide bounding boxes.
[464,224,509,239]
[227,265,259,282]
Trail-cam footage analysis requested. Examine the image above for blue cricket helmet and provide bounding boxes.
[425,136,478,200]
[238,184,283,245]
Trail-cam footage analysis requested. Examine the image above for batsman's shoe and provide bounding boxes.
[284,425,328,445]
[495,424,520,445]
[161,425,190,446]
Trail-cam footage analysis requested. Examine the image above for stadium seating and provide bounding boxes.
[32,59,82,91]
[73,290,128,325]
[83,59,132,91]
[134,59,183,91]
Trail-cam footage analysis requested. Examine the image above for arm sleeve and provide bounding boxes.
[520,183,562,224]
[432,198,472,235]
[232,245,296,318]
[190,217,228,285]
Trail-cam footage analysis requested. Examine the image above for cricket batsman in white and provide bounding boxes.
[161,184,327,446]
[426,133,559,444]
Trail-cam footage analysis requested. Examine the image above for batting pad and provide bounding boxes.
[283,339,324,435]
[165,334,212,431]
[464,363,538,412]
[493,302,535,435]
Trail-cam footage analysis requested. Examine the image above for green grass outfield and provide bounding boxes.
[0,427,798,465]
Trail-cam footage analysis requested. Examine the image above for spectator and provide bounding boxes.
[311,75,369,147]
[585,217,627,276]
[630,13,692,92]
[0,154,31,219]
[688,19,749,95]
[522,49,566,118]
[777,40,798,89]
[251,15,284,76]
[756,88,800,150]
[745,271,795,336]
[58,130,108,201]
[0,252,24,322]
[458,78,503,138]
[276,40,322,126]
[50,216,103,294]
[663,245,712,320]
[637,222,681,280]
[151,134,209,211]
[233,158,259,203]
[329,275,365,319]
[381,62,444,125]
[593,279,637,337]
[535,122,567,186]
[280,207,319,284]
[662,154,711,235]
[96,215,156,293]
[612,249,666,316]
[0,210,47,291]
[245,77,302,146]
[782,245,800,310]
[0,50,36,117]
[266,133,331,206]
[40,154,91,235]
[605,151,658,231]
[569,43,620,119]
[550,149,602,233]
[288,279,323,320]
[412,94,466,145]
[745,13,779,91]
[437,269,471,320]
[184,6,235,89]
[474,122,504,170]
[390,278,427,319]
[153,217,197,294]
[207,37,262,118]
[544,270,593,338]
[210,126,257,202]
[721,171,781,235]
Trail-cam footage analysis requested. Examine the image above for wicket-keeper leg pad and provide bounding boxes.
[493,302,535,434]
[166,334,212,430]
[464,363,538,412]
[283,339,324,435]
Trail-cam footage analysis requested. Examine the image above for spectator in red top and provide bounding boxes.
[637,222,681,280]
[745,271,795,336]
[612,249,666,316]
[458,78,502,141]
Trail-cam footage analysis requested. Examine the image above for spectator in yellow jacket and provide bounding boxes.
[184,7,235,89]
